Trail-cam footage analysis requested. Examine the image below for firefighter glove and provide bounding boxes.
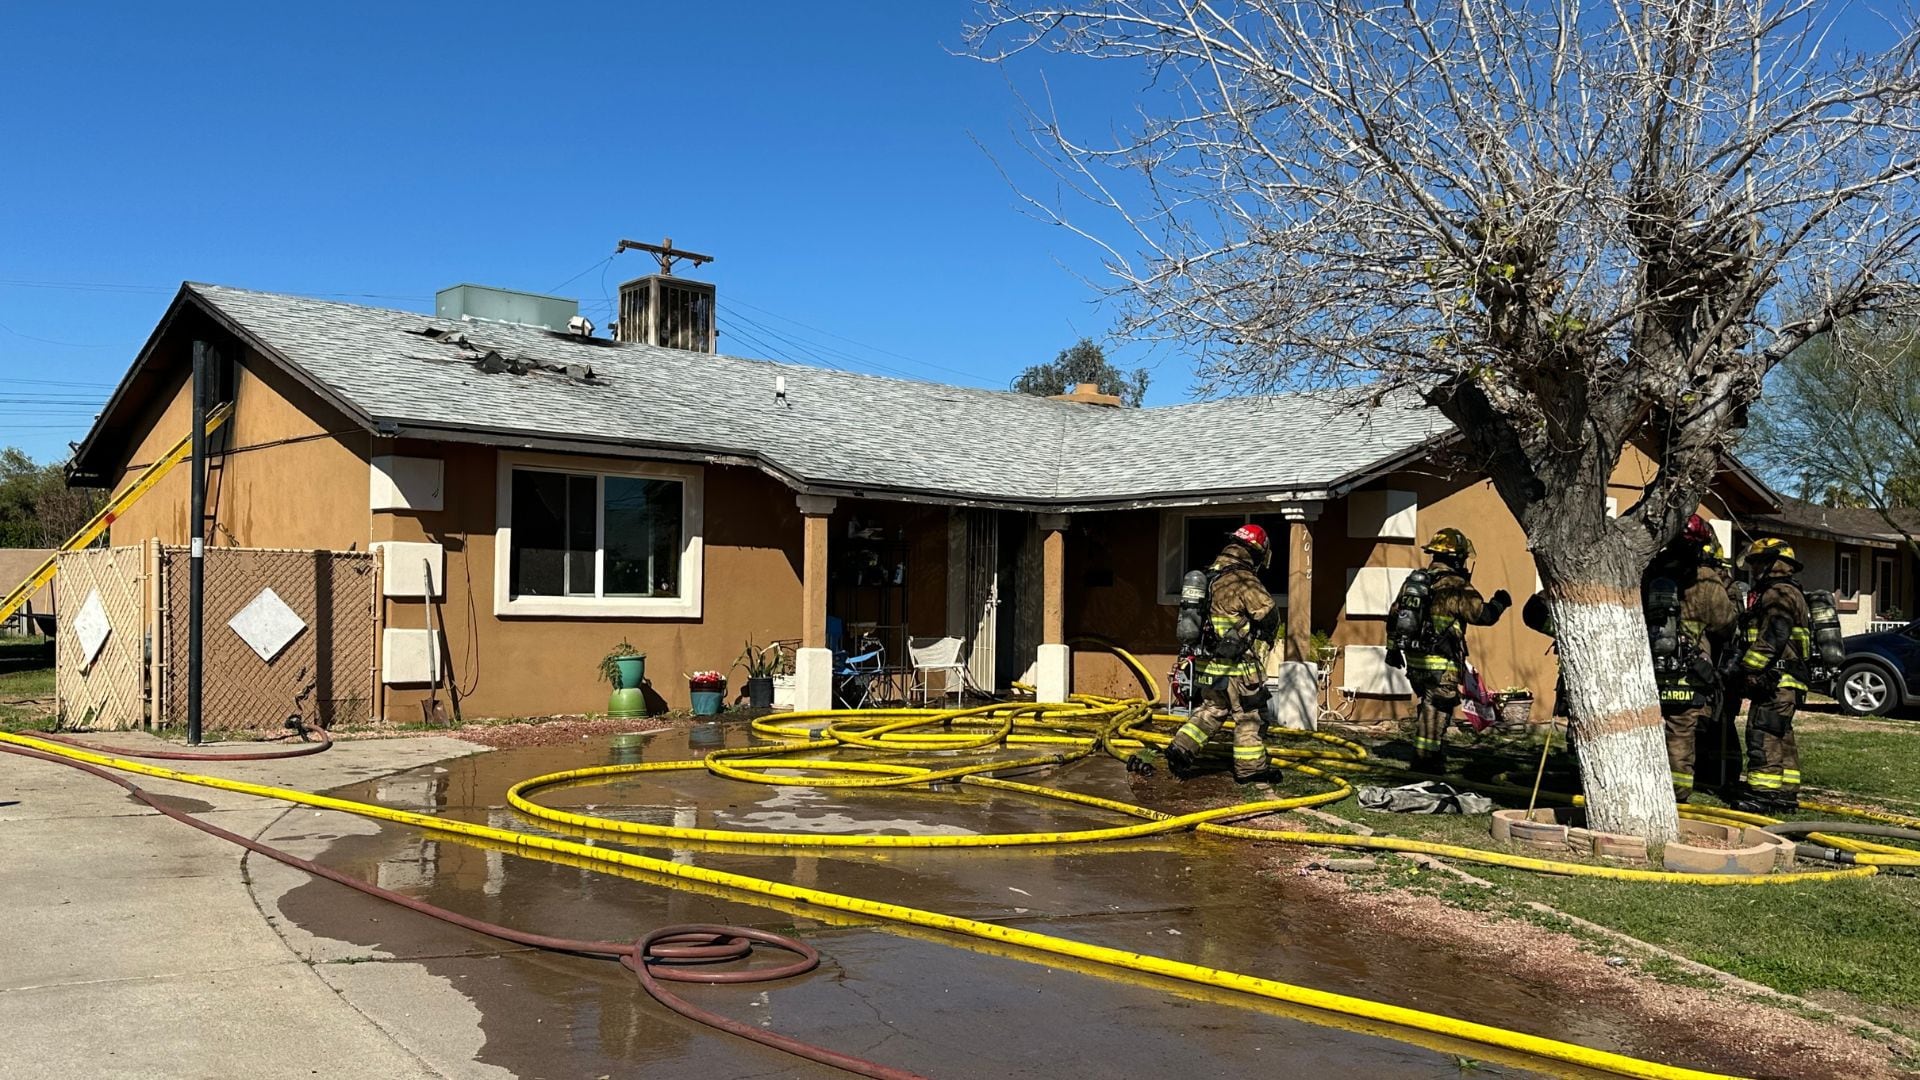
[1489,589,1513,611]
[1385,647,1405,669]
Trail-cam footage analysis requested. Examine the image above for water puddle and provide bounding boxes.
[269,723,1711,1078]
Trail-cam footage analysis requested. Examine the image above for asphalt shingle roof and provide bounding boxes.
[182,283,1450,506]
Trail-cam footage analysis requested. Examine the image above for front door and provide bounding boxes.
[963,510,1000,690]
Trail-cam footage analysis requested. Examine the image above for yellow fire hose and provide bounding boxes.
[7,640,1917,1079]
[0,726,1728,1080]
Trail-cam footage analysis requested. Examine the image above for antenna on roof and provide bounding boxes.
[615,237,715,277]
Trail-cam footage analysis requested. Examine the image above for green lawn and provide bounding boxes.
[1266,715,1920,1025]
[0,636,55,732]
[1798,718,1920,808]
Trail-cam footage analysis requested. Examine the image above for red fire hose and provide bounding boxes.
[0,739,927,1080]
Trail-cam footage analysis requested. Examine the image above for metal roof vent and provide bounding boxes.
[435,284,580,332]
[610,237,717,352]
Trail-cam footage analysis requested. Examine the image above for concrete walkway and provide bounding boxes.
[0,732,487,1080]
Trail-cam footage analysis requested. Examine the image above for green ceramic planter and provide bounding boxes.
[607,687,646,718]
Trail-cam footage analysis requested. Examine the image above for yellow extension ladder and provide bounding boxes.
[0,403,232,625]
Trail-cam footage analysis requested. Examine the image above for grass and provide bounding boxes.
[1275,715,1920,1022]
[1797,717,1920,807]
[0,637,54,732]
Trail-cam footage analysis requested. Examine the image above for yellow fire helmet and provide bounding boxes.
[1743,536,1803,571]
[1703,538,1729,565]
[1422,527,1475,560]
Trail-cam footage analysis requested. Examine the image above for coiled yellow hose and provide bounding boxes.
[9,641,1913,1079]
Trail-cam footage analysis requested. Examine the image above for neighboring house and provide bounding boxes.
[1739,498,1920,634]
[68,282,1778,722]
[0,548,55,634]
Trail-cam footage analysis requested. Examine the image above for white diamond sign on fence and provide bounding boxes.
[228,586,306,662]
[73,588,111,669]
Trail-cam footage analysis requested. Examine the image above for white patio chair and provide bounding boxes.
[906,636,971,705]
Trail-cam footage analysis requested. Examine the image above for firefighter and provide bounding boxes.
[1644,516,1738,803]
[1693,538,1746,798]
[1166,524,1281,782]
[1730,537,1811,813]
[1393,528,1510,773]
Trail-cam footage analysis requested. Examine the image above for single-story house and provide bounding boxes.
[68,281,1780,722]
[1739,498,1920,634]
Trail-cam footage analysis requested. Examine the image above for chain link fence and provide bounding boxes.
[158,546,376,732]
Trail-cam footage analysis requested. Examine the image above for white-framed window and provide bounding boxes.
[493,452,703,618]
[1157,509,1290,605]
[1838,551,1857,598]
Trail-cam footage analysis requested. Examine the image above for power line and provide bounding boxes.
[726,294,993,385]
[0,377,116,388]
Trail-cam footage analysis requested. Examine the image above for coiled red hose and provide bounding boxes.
[35,722,334,761]
[0,741,927,1080]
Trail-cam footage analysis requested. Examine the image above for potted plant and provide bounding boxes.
[1496,686,1534,732]
[597,639,647,719]
[687,670,727,716]
[734,639,788,710]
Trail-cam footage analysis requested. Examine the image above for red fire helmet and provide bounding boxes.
[1230,523,1271,552]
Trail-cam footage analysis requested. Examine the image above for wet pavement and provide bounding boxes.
[255,723,1701,1079]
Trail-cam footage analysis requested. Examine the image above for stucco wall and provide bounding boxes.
[374,445,812,718]
[106,350,372,551]
[1063,443,1727,719]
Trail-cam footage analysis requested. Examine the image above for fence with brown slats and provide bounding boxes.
[156,546,377,732]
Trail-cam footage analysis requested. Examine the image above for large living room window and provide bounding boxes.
[1157,510,1290,604]
[495,453,702,618]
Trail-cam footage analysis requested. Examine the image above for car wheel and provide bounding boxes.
[1838,663,1895,718]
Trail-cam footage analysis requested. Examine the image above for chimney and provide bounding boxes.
[1049,382,1123,408]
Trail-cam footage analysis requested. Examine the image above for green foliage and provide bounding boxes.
[734,638,789,679]
[1010,338,1149,407]
[1745,317,1920,556]
[596,638,644,685]
[0,447,100,549]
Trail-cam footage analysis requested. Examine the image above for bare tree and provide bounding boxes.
[968,0,1920,839]
[1745,317,1920,560]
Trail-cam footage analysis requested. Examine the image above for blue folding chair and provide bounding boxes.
[835,635,886,709]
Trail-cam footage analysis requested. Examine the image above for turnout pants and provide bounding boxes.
[1692,690,1742,797]
[1745,679,1802,803]
[1408,670,1459,771]
[1170,674,1270,781]
[1662,697,1714,802]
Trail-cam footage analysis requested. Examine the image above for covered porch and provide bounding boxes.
[787,492,1325,711]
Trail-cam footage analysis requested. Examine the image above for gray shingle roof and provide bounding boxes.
[182,283,1450,507]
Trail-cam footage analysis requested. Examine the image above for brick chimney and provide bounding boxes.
[1049,382,1123,407]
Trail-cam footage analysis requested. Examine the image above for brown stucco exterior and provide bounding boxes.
[107,349,373,551]
[1059,442,1754,719]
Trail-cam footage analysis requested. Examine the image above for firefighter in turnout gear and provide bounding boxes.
[1166,525,1281,782]
[1643,516,1738,803]
[1692,538,1746,797]
[1389,528,1510,773]
[1731,537,1812,813]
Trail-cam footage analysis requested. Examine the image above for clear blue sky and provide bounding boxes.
[0,2,1168,463]
[0,3,1899,464]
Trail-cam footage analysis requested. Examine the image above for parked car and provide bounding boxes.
[1832,619,1920,717]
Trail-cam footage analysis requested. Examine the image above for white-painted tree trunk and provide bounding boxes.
[1550,589,1680,843]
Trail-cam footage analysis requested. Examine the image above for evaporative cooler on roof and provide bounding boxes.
[615,275,716,353]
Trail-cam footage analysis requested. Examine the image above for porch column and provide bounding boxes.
[1036,513,1071,703]
[1283,503,1322,661]
[795,495,837,711]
